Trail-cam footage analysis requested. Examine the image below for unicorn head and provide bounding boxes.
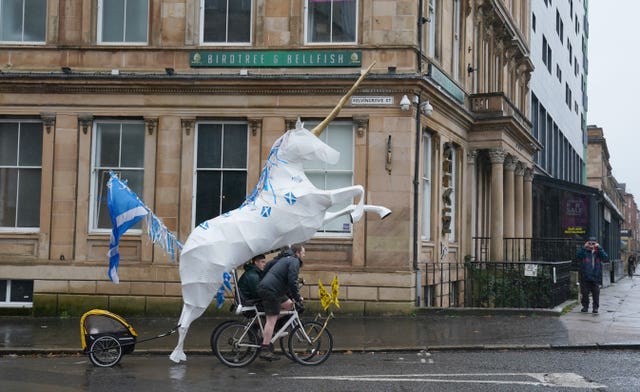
[278,119,340,165]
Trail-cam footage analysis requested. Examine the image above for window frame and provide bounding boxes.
[192,120,249,227]
[0,279,33,308]
[427,0,440,59]
[452,0,461,80]
[303,120,355,238]
[97,0,149,45]
[200,0,253,46]
[89,120,146,234]
[304,0,358,45]
[0,119,43,233]
[0,0,47,44]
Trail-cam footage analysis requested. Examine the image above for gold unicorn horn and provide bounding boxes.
[310,61,376,137]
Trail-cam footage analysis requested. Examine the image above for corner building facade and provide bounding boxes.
[0,0,535,314]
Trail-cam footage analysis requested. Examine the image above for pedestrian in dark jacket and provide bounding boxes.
[628,254,636,278]
[237,254,266,305]
[257,244,305,361]
[576,237,608,314]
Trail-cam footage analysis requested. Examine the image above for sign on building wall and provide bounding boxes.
[562,193,588,235]
[190,50,362,68]
[350,96,394,105]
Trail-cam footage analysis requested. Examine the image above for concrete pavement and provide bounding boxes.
[2,276,640,356]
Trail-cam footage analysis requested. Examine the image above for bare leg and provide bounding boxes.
[262,314,278,346]
[262,299,293,346]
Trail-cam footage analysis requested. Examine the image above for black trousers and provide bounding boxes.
[580,280,600,310]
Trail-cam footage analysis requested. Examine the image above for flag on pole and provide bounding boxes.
[318,275,340,311]
[106,171,182,283]
[330,275,340,309]
[107,173,147,283]
[318,280,332,311]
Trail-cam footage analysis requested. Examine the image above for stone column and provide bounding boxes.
[503,155,516,260]
[523,168,534,259]
[464,149,478,258]
[523,167,533,237]
[489,149,505,261]
[514,162,525,260]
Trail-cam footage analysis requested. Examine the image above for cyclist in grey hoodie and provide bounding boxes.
[257,244,305,361]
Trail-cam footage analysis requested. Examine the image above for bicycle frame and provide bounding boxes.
[237,307,308,347]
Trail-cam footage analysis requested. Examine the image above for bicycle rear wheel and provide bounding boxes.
[213,321,259,367]
[287,321,333,366]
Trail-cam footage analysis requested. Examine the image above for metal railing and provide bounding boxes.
[472,237,584,263]
[422,262,467,308]
[465,260,572,308]
[503,237,584,263]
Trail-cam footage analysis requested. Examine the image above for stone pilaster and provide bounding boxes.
[514,163,525,239]
[488,149,505,261]
[523,168,534,240]
[464,149,478,257]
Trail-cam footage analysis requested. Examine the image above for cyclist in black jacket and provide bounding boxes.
[256,244,305,361]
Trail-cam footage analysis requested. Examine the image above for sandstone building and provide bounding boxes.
[0,0,535,314]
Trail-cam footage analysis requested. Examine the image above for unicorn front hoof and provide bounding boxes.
[170,350,187,363]
[379,207,392,219]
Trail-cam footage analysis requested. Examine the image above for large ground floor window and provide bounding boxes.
[90,120,146,232]
[303,120,354,236]
[0,120,42,231]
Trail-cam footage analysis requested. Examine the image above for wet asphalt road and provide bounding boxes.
[2,349,640,391]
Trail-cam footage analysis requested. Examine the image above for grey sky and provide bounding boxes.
[587,1,639,198]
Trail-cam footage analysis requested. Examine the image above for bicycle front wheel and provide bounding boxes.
[213,321,259,367]
[210,320,237,355]
[287,321,333,366]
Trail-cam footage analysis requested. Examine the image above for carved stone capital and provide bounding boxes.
[515,162,525,176]
[248,118,262,136]
[353,115,369,137]
[488,148,506,164]
[144,117,158,135]
[466,149,479,165]
[524,167,534,182]
[504,155,517,171]
[40,112,56,134]
[78,113,93,135]
[181,118,195,136]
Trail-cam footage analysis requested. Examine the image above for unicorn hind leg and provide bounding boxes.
[364,204,392,219]
[170,302,207,363]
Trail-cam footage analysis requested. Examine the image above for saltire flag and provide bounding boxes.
[215,271,233,308]
[107,171,183,283]
[318,275,340,311]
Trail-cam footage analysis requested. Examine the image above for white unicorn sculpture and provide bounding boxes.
[170,63,390,363]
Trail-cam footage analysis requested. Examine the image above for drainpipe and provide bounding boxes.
[413,0,425,307]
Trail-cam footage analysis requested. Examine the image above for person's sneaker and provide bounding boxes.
[581,307,588,313]
[592,308,599,314]
[259,345,280,362]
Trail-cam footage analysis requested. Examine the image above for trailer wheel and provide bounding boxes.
[89,335,123,367]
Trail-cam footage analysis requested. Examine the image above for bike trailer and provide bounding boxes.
[80,309,138,367]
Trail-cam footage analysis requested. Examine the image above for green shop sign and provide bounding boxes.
[427,64,465,104]
[190,50,362,68]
